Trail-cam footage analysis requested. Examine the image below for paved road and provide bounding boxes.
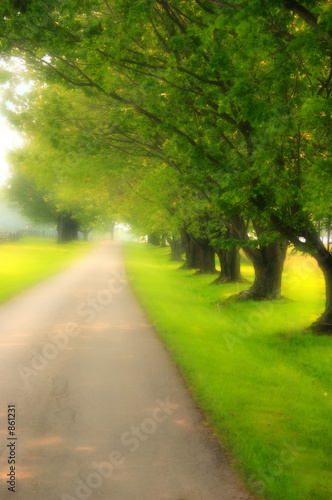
[0,242,254,500]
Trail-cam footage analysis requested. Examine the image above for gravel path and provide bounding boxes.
[0,242,254,500]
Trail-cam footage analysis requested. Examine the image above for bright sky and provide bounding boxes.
[0,116,23,185]
[0,58,32,186]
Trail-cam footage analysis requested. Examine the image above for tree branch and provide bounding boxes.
[282,0,318,29]
[204,0,243,9]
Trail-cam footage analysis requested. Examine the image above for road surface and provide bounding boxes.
[0,242,254,500]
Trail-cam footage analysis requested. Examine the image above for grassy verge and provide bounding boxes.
[0,237,95,305]
[125,242,332,500]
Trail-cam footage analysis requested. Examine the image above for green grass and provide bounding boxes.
[125,243,332,500]
[0,237,95,305]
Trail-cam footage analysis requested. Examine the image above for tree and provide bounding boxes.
[2,168,80,242]
[1,0,331,329]
[4,132,115,243]
[3,169,57,226]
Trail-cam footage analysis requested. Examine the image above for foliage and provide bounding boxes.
[2,168,58,224]
[0,1,331,313]
[1,0,330,240]
[3,85,117,232]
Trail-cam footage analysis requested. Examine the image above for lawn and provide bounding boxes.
[125,242,332,500]
[0,237,95,305]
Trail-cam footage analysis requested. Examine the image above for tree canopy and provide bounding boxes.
[1,0,331,328]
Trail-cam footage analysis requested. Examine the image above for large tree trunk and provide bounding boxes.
[314,253,332,332]
[214,246,244,283]
[180,230,216,273]
[180,230,215,272]
[180,230,201,269]
[168,237,183,261]
[196,243,217,274]
[239,241,288,300]
[270,214,332,333]
[212,224,245,284]
[57,213,79,244]
[229,215,288,300]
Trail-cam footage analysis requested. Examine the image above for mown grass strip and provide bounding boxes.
[125,242,332,500]
[0,238,95,305]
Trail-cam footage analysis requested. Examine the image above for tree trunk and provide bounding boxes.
[57,213,79,244]
[168,237,183,261]
[161,235,168,248]
[270,214,332,333]
[196,242,217,274]
[148,233,160,245]
[228,215,288,300]
[313,253,332,332]
[212,223,244,283]
[180,230,216,273]
[327,217,331,252]
[214,246,244,283]
[228,245,242,281]
[180,230,201,269]
[238,241,288,300]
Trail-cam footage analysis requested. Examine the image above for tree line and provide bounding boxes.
[0,0,331,331]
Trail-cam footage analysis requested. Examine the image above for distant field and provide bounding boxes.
[0,238,95,305]
[125,243,332,500]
